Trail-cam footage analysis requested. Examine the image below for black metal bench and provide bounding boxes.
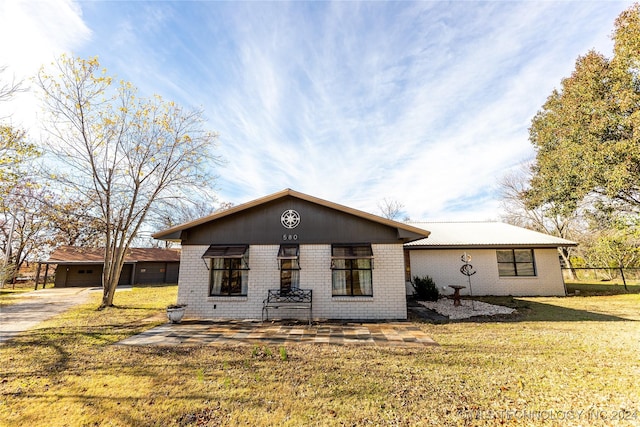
[262,288,312,325]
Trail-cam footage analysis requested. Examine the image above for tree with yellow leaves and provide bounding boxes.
[0,66,39,287]
[37,55,221,308]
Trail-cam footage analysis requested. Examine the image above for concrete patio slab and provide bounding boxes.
[117,320,438,347]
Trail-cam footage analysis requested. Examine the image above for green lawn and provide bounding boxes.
[1,286,639,426]
[566,281,640,296]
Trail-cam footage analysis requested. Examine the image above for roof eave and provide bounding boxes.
[152,188,431,241]
[405,243,577,249]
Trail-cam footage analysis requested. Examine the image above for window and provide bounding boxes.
[202,245,250,296]
[278,244,300,293]
[331,244,373,296]
[497,249,536,277]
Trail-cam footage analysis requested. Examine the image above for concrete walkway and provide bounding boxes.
[0,287,92,344]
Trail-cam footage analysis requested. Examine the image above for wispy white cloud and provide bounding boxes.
[0,0,90,128]
[1,1,633,221]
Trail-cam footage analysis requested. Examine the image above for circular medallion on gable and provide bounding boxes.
[280,209,301,229]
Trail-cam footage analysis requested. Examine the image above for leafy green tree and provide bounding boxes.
[37,55,221,308]
[580,208,640,269]
[527,4,640,215]
[583,228,640,270]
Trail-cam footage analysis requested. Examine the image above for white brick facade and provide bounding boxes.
[178,243,407,320]
[408,248,566,297]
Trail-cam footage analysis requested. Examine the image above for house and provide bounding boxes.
[39,246,180,287]
[405,222,577,296]
[152,189,429,321]
[153,190,577,321]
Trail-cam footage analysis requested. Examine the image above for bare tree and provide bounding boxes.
[377,198,406,220]
[143,192,232,248]
[0,182,55,275]
[44,196,106,247]
[37,55,222,308]
[499,162,582,275]
[0,65,23,105]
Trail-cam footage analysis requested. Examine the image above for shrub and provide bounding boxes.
[411,275,439,301]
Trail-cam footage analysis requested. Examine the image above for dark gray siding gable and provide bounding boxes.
[181,196,411,245]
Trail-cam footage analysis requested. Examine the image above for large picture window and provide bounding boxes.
[497,249,536,277]
[278,244,300,293]
[202,245,250,296]
[331,244,373,296]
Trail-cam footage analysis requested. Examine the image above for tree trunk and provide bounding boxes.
[100,281,116,308]
[559,248,576,280]
[99,244,126,309]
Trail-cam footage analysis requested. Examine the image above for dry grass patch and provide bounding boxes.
[1,288,639,426]
[0,283,36,307]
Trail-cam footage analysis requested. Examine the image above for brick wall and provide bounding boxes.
[177,243,408,320]
[408,248,566,296]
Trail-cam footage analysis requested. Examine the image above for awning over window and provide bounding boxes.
[201,245,249,259]
[277,244,299,260]
[278,244,300,269]
[331,244,373,259]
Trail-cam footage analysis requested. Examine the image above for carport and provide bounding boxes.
[36,246,180,289]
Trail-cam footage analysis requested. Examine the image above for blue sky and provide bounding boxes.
[0,0,633,220]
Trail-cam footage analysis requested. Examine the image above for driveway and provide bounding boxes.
[0,287,92,344]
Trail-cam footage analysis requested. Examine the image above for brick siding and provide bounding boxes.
[177,243,407,320]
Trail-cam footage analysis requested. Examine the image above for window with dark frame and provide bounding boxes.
[202,245,250,296]
[278,244,300,293]
[496,249,536,277]
[331,244,373,296]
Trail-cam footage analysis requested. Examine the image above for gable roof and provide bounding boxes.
[152,188,430,242]
[405,222,577,249]
[47,246,181,263]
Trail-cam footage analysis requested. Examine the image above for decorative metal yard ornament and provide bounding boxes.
[460,252,477,310]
